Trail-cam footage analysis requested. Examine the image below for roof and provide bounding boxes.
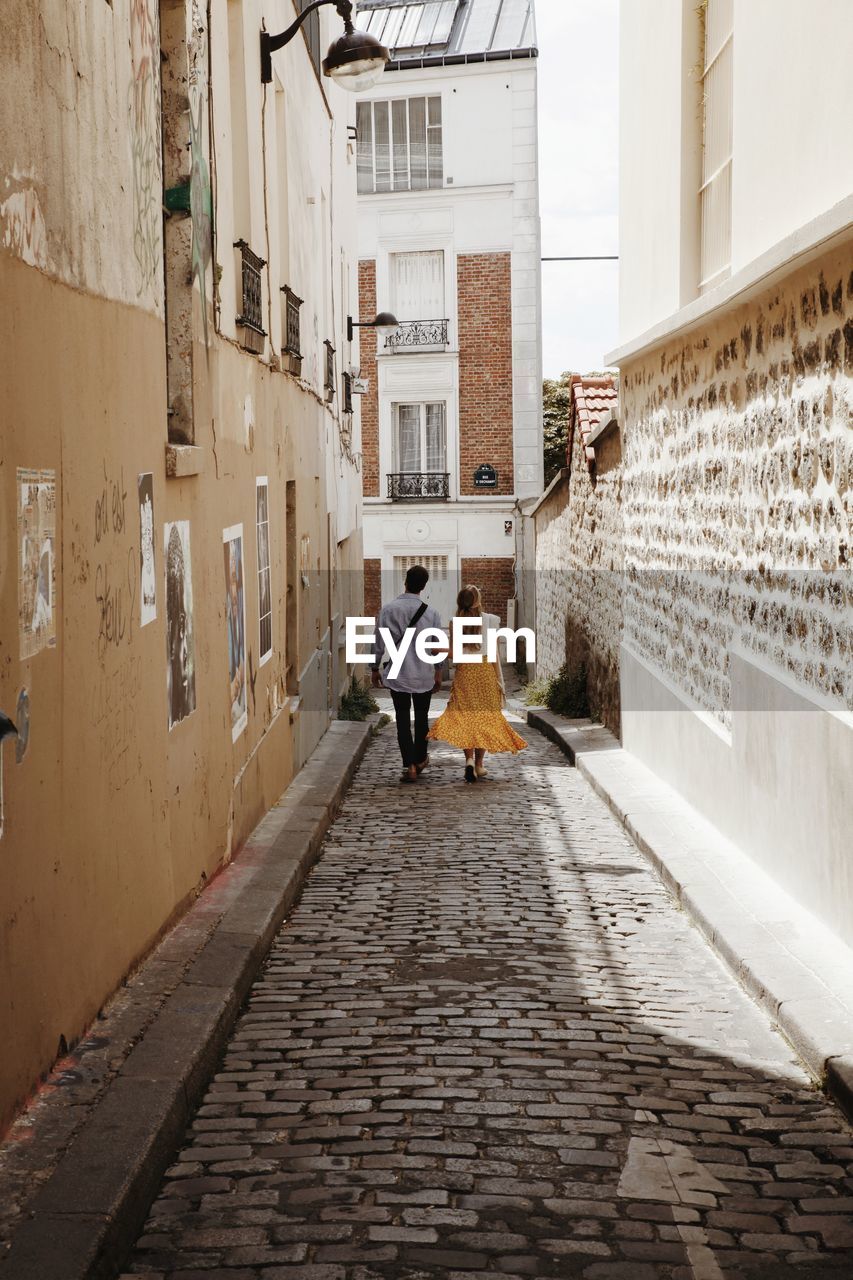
[570,375,618,470]
[358,0,537,64]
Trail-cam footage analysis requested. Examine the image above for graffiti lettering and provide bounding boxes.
[95,547,138,660]
[94,465,128,543]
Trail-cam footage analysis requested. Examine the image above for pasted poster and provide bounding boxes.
[223,524,247,742]
[165,521,196,729]
[256,478,272,665]
[138,472,156,626]
[17,468,56,660]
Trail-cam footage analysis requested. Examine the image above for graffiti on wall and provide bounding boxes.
[138,472,157,626]
[165,521,196,729]
[129,0,162,295]
[92,653,144,793]
[94,463,137,660]
[18,469,57,660]
[223,525,247,742]
[0,180,49,271]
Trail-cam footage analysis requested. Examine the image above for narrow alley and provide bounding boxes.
[123,719,853,1280]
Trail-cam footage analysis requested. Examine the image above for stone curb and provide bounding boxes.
[0,721,372,1280]
[523,706,853,1124]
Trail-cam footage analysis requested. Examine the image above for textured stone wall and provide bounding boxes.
[458,254,514,496]
[534,427,624,734]
[620,244,853,727]
[358,260,379,497]
[460,557,515,627]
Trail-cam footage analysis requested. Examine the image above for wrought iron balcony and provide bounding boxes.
[388,472,450,501]
[384,319,449,352]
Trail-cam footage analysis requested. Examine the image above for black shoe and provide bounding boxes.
[464,764,477,784]
[401,765,418,784]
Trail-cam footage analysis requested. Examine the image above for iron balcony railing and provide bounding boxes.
[385,319,449,352]
[388,471,450,501]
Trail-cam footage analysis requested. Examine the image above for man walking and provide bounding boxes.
[371,565,444,783]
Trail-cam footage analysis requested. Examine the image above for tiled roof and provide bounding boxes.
[358,0,536,62]
[570,375,618,470]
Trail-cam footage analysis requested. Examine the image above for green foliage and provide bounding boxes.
[542,372,573,488]
[522,662,591,719]
[371,712,392,737]
[338,674,379,722]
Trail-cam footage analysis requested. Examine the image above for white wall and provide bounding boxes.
[730,0,853,272]
[618,0,853,345]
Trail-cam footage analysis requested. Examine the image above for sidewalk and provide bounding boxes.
[515,703,853,1123]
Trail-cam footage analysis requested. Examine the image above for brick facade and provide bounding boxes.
[458,253,514,496]
[358,260,379,498]
[460,557,515,627]
[363,557,381,620]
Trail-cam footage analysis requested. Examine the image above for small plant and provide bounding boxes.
[522,676,551,706]
[522,663,591,719]
[338,674,379,722]
[371,712,392,737]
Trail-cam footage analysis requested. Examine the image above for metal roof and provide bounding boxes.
[357,0,536,62]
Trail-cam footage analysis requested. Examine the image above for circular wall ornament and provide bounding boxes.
[406,519,431,543]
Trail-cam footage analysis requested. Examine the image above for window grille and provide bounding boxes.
[356,96,443,194]
[234,240,266,335]
[281,286,302,354]
[699,0,733,291]
[343,371,353,414]
[393,553,449,580]
[324,340,336,400]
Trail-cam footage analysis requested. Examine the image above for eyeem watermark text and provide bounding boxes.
[345,617,536,680]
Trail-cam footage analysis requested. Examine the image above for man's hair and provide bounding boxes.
[405,564,429,593]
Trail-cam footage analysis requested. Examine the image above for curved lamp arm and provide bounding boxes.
[261,0,353,83]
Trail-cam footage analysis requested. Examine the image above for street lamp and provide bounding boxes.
[261,0,390,88]
[347,311,398,343]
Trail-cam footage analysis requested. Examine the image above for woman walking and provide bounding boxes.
[429,585,527,783]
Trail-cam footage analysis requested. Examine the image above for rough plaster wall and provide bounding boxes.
[534,423,624,732]
[0,0,164,313]
[621,245,853,727]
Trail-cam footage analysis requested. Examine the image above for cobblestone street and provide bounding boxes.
[125,717,853,1280]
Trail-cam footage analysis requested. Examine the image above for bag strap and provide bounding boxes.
[381,599,429,671]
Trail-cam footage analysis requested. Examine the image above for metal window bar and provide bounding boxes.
[343,371,353,414]
[324,340,336,397]
[388,471,451,500]
[234,240,267,334]
[281,286,303,355]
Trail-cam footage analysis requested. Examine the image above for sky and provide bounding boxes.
[536,0,619,378]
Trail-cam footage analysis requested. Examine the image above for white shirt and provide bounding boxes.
[373,592,444,694]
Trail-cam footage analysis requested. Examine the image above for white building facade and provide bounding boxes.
[607,0,853,943]
[354,0,543,626]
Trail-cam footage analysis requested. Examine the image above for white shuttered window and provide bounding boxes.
[357,97,443,194]
[700,0,733,290]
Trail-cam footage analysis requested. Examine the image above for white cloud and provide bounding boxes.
[536,0,619,376]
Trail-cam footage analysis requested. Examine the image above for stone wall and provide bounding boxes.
[621,244,853,728]
[534,417,624,733]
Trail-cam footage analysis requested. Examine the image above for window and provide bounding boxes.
[234,240,266,343]
[391,250,444,321]
[700,0,733,291]
[281,285,302,373]
[343,371,353,414]
[394,553,449,581]
[324,340,336,400]
[299,0,321,77]
[356,96,443,194]
[395,402,446,472]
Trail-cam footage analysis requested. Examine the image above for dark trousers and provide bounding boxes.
[390,689,432,768]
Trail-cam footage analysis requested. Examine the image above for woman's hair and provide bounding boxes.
[456,584,482,617]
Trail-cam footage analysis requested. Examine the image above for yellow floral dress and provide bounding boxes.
[428,656,527,754]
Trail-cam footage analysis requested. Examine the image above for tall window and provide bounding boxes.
[357,96,443,194]
[395,403,446,472]
[299,0,321,77]
[391,251,445,321]
[700,0,733,291]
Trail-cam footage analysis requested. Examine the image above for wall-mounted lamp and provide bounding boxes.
[261,0,390,88]
[347,311,398,343]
